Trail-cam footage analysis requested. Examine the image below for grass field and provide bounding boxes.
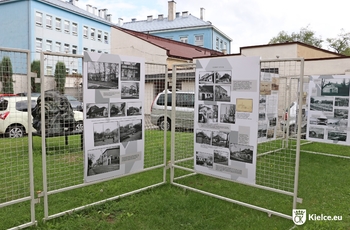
[0,130,349,230]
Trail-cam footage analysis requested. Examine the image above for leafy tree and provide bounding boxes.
[326,29,350,55]
[31,60,41,93]
[0,56,14,94]
[269,26,323,48]
[54,61,66,94]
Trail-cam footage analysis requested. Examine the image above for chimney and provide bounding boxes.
[118,18,123,26]
[106,14,112,22]
[147,15,153,21]
[158,14,163,20]
[182,11,188,17]
[103,9,108,19]
[98,9,103,17]
[69,0,78,6]
[168,0,176,21]
[86,4,92,13]
[200,7,205,20]
[176,12,180,18]
[93,7,97,15]
[131,18,136,22]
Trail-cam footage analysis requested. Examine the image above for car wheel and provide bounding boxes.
[7,125,25,138]
[159,117,171,131]
[76,121,83,131]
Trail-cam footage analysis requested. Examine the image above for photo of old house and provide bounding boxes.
[199,72,215,84]
[196,129,212,145]
[87,61,119,89]
[121,61,141,81]
[121,82,139,99]
[198,104,218,123]
[196,151,214,168]
[215,85,230,102]
[119,119,142,142]
[212,131,229,148]
[93,122,120,146]
[213,150,229,166]
[215,71,232,84]
[229,143,253,164]
[86,103,109,119]
[110,102,126,117]
[198,85,214,101]
[220,104,235,124]
[127,102,142,116]
[320,78,350,96]
[87,146,120,176]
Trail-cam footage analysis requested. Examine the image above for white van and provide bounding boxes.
[150,91,195,131]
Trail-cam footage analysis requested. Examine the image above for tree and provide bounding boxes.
[54,61,66,94]
[31,60,41,93]
[269,26,323,48]
[326,29,350,55]
[0,56,14,94]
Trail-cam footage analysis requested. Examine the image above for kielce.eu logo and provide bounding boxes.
[293,209,307,225]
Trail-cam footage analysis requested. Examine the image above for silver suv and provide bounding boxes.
[150,91,194,131]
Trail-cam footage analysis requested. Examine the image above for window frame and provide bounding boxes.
[36,12,43,26]
[36,38,42,51]
[194,35,204,47]
[55,18,61,31]
[90,28,95,40]
[55,42,61,53]
[64,20,70,34]
[46,15,52,29]
[72,22,78,36]
[46,40,52,52]
[83,26,88,38]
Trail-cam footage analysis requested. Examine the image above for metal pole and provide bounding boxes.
[170,66,177,183]
[163,66,168,183]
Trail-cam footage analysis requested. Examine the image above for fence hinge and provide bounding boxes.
[166,160,172,169]
[297,197,303,203]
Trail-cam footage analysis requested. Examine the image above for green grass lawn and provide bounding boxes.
[0,131,349,230]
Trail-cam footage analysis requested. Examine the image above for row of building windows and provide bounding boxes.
[35,11,109,44]
[167,35,204,47]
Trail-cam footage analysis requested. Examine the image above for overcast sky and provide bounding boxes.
[77,0,350,53]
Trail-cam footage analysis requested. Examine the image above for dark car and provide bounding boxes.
[64,95,83,111]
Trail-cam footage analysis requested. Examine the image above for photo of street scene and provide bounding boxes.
[212,131,229,148]
[87,61,119,89]
[229,143,253,164]
[93,122,119,146]
[121,61,140,81]
[334,108,348,119]
[220,104,236,124]
[87,146,120,176]
[310,97,333,112]
[258,124,267,138]
[335,97,349,107]
[215,85,230,102]
[268,116,277,127]
[110,102,126,117]
[327,130,347,141]
[119,119,142,142]
[196,151,213,168]
[309,127,324,139]
[121,82,139,99]
[198,104,218,123]
[259,112,266,120]
[213,150,229,166]
[198,85,214,101]
[196,129,212,145]
[320,78,350,96]
[86,103,109,119]
[127,102,142,116]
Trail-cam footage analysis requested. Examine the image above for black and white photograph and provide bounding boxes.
[87,146,120,176]
[334,97,349,107]
[199,71,215,84]
[259,95,266,104]
[327,130,347,141]
[196,151,213,168]
[310,97,333,112]
[308,127,324,139]
[213,150,229,166]
[119,119,142,142]
[121,82,140,99]
[198,104,218,123]
[220,104,236,124]
[198,85,214,101]
[268,116,277,127]
[110,102,126,117]
[229,143,254,164]
[334,108,348,119]
[215,71,232,84]
[93,122,120,147]
[196,129,212,145]
[212,131,229,148]
[86,103,109,119]
[320,78,350,96]
[258,124,267,138]
[259,112,266,121]
[121,61,141,81]
[87,61,119,89]
[215,85,231,102]
[127,102,142,116]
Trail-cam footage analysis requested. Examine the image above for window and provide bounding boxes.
[55,18,61,31]
[46,40,52,51]
[224,42,227,50]
[66,68,70,74]
[216,37,219,49]
[83,26,88,38]
[46,15,52,28]
[104,32,108,44]
[97,30,102,42]
[91,49,95,52]
[220,40,223,50]
[195,35,203,47]
[180,36,188,43]
[36,38,42,51]
[36,12,43,26]
[56,42,61,52]
[72,22,78,35]
[98,50,102,53]
[64,43,70,53]
[64,20,70,33]
[72,45,77,54]
[46,66,52,75]
[90,28,95,40]
[72,69,77,74]
[83,47,88,54]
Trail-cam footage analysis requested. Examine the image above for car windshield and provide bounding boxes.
[65,95,78,101]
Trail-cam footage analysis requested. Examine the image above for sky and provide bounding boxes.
[76,0,350,53]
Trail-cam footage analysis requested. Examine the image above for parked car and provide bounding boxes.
[65,95,83,111]
[280,101,307,136]
[0,96,83,138]
[150,90,194,131]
